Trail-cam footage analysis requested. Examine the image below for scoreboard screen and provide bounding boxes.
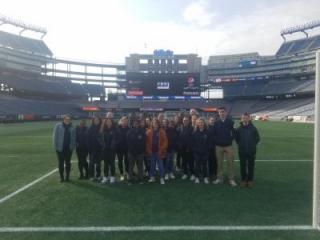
[126,72,200,97]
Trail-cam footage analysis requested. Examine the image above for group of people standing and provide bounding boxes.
[53,107,260,187]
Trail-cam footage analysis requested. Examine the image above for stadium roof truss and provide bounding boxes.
[281,20,320,42]
[0,13,47,39]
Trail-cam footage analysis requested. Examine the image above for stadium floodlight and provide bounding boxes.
[0,13,47,38]
[313,50,320,230]
[280,20,320,41]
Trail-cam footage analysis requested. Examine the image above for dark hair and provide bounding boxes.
[243,112,250,116]
[218,107,226,111]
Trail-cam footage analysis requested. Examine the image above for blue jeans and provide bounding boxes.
[165,151,174,174]
[150,153,164,178]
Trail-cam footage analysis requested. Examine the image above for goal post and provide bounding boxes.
[313,50,320,230]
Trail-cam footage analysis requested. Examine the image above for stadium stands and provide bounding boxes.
[0,94,85,117]
[0,74,105,98]
[276,35,320,56]
[0,31,52,56]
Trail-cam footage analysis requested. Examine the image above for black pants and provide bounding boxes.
[182,149,194,175]
[194,153,208,178]
[144,155,150,174]
[176,149,182,169]
[56,150,72,181]
[239,152,256,181]
[103,150,116,177]
[117,151,128,175]
[208,147,217,178]
[76,148,88,178]
[89,150,102,178]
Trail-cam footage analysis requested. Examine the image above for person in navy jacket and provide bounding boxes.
[192,118,211,184]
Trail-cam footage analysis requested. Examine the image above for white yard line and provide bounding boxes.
[0,168,57,204]
[0,225,314,232]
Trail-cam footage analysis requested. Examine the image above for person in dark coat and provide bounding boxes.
[192,118,211,184]
[53,115,76,182]
[235,113,260,188]
[127,118,146,184]
[87,116,104,180]
[179,116,195,180]
[101,118,118,184]
[75,119,89,179]
[116,116,129,181]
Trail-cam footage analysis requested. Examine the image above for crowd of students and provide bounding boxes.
[53,107,260,187]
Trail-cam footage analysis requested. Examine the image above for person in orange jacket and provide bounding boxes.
[146,118,168,185]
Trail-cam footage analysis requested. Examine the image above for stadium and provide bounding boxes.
[0,12,320,240]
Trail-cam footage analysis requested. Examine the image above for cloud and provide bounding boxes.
[182,0,217,28]
[1,0,320,64]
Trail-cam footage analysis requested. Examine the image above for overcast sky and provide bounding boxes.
[1,0,320,63]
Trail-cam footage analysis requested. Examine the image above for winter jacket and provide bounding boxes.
[87,125,104,154]
[53,122,76,152]
[207,124,216,149]
[179,125,194,151]
[192,128,211,156]
[146,128,168,159]
[127,127,146,155]
[213,118,235,147]
[235,122,260,155]
[76,126,88,150]
[165,127,178,152]
[116,126,129,152]
[102,127,117,152]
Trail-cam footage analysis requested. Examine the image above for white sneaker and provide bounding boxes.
[148,177,155,183]
[190,175,196,181]
[204,178,209,184]
[229,179,237,187]
[181,174,188,180]
[160,178,165,185]
[101,176,108,183]
[110,176,116,184]
[213,178,223,185]
[170,173,175,179]
[195,178,200,184]
[120,175,125,181]
[164,174,169,181]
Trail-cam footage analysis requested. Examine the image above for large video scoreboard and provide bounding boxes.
[125,51,202,100]
[126,72,200,98]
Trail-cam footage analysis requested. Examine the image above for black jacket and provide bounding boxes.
[102,127,117,152]
[179,125,194,151]
[87,125,104,153]
[127,127,146,155]
[165,127,178,152]
[75,125,88,150]
[116,126,129,152]
[235,122,260,154]
[192,128,211,155]
[207,124,216,149]
[213,118,235,147]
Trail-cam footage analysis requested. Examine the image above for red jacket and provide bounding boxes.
[146,128,168,159]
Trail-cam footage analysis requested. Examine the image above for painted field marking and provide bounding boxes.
[0,168,57,204]
[0,159,312,205]
[0,225,314,232]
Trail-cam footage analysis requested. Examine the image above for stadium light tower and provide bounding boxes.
[0,13,47,39]
[281,20,320,42]
[313,50,320,230]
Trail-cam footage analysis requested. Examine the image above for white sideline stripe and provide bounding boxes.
[0,225,313,232]
[0,168,58,204]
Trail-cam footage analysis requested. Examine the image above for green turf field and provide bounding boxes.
[0,120,319,240]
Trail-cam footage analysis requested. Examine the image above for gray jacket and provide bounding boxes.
[53,122,76,152]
